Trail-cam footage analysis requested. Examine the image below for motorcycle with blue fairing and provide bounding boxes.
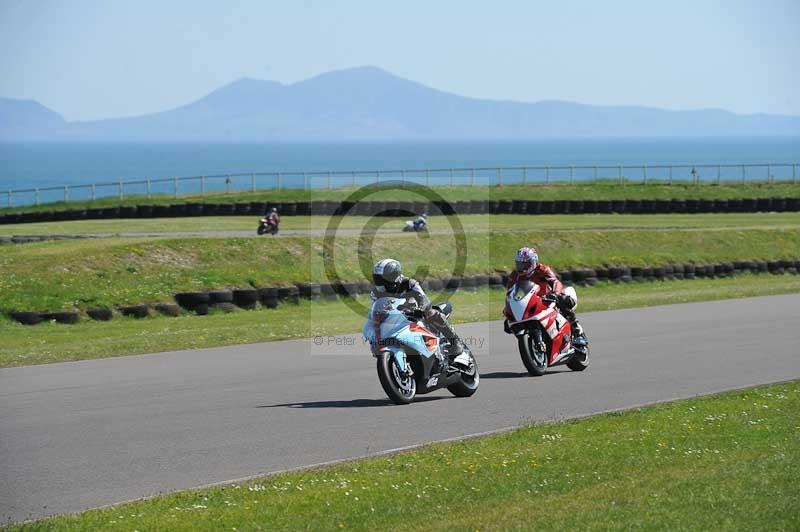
[363,296,479,405]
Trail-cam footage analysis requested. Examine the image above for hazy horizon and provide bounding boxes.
[1,1,798,121]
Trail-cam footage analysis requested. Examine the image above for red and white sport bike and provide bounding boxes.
[503,279,589,376]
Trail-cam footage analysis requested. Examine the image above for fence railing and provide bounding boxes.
[5,162,799,208]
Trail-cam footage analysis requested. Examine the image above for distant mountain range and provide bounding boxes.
[3,66,800,140]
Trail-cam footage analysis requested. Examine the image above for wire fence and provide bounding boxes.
[5,162,799,208]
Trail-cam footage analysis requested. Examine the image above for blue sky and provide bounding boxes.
[1,0,798,120]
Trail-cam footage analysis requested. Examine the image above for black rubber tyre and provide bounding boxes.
[233,289,259,309]
[518,333,547,376]
[40,311,80,324]
[119,305,149,318]
[208,290,234,303]
[567,341,590,371]
[154,303,181,317]
[376,352,416,405]
[175,292,210,308]
[10,311,43,325]
[214,302,237,313]
[257,225,267,235]
[87,308,114,321]
[447,349,480,397]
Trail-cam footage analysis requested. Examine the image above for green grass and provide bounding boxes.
[1,223,799,312]
[3,181,799,214]
[9,380,798,531]
[2,212,800,236]
[2,274,799,368]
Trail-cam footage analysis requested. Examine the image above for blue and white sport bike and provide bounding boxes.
[363,296,479,405]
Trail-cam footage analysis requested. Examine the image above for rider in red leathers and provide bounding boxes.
[504,247,584,337]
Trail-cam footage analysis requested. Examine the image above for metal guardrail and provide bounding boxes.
[5,162,799,208]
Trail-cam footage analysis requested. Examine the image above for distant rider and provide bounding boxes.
[412,213,427,231]
[265,206,280,228]
[371,258,464,356]
[504,247,584,337]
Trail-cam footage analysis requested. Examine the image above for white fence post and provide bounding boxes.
[767,163,772,184]
[643,164,647,185]
[91,184,96,201]
[146,179,151,199]
[35,188,40,206]
[741,164,746,184]
[303,172,307,190]
[570,165,574,184]
[119,181,124,200]
[669,165,673,185]
[7,190,11,208]
[64,185,69,203]
[793,164,797,183]
[174,177,178,198]
[499,167,503,186]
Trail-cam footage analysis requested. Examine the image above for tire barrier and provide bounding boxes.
[154,303,181,317]
[87,308,114,321]
[119,305,149,319]
[39,311,80,324]
[7,258,799,325]
[4,196,800,224]
[232,289,259,309]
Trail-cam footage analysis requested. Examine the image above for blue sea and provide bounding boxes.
[1,138,799,206]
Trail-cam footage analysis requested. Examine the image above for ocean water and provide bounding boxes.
[1,138,799,205]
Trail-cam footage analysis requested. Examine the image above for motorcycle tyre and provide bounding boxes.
[377,353,416,405]
[518,333,547,376]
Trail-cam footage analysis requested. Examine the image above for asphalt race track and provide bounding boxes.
[1,294,798,524]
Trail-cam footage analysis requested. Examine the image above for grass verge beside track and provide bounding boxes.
[8,380,798,531]
[2,226,799,311]
[3,182,799,214]
[2,274,799,368]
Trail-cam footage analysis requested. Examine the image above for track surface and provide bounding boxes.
[2,294,799,524]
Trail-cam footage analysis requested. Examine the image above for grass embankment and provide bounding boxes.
[1,224,799,312]
[3,182,799,214]
[2,275,799,368]
[2,212,800,236]
[10,380,798,531]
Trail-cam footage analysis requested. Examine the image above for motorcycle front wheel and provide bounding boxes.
[376,353,416,405]
[518,333,547,376]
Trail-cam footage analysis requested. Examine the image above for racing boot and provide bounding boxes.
[429,311,464,357]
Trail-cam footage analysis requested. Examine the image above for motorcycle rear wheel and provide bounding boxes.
[377,353,416,405]
[518,333,547,376]
[447,349,480,397]
[567,338,590,371]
